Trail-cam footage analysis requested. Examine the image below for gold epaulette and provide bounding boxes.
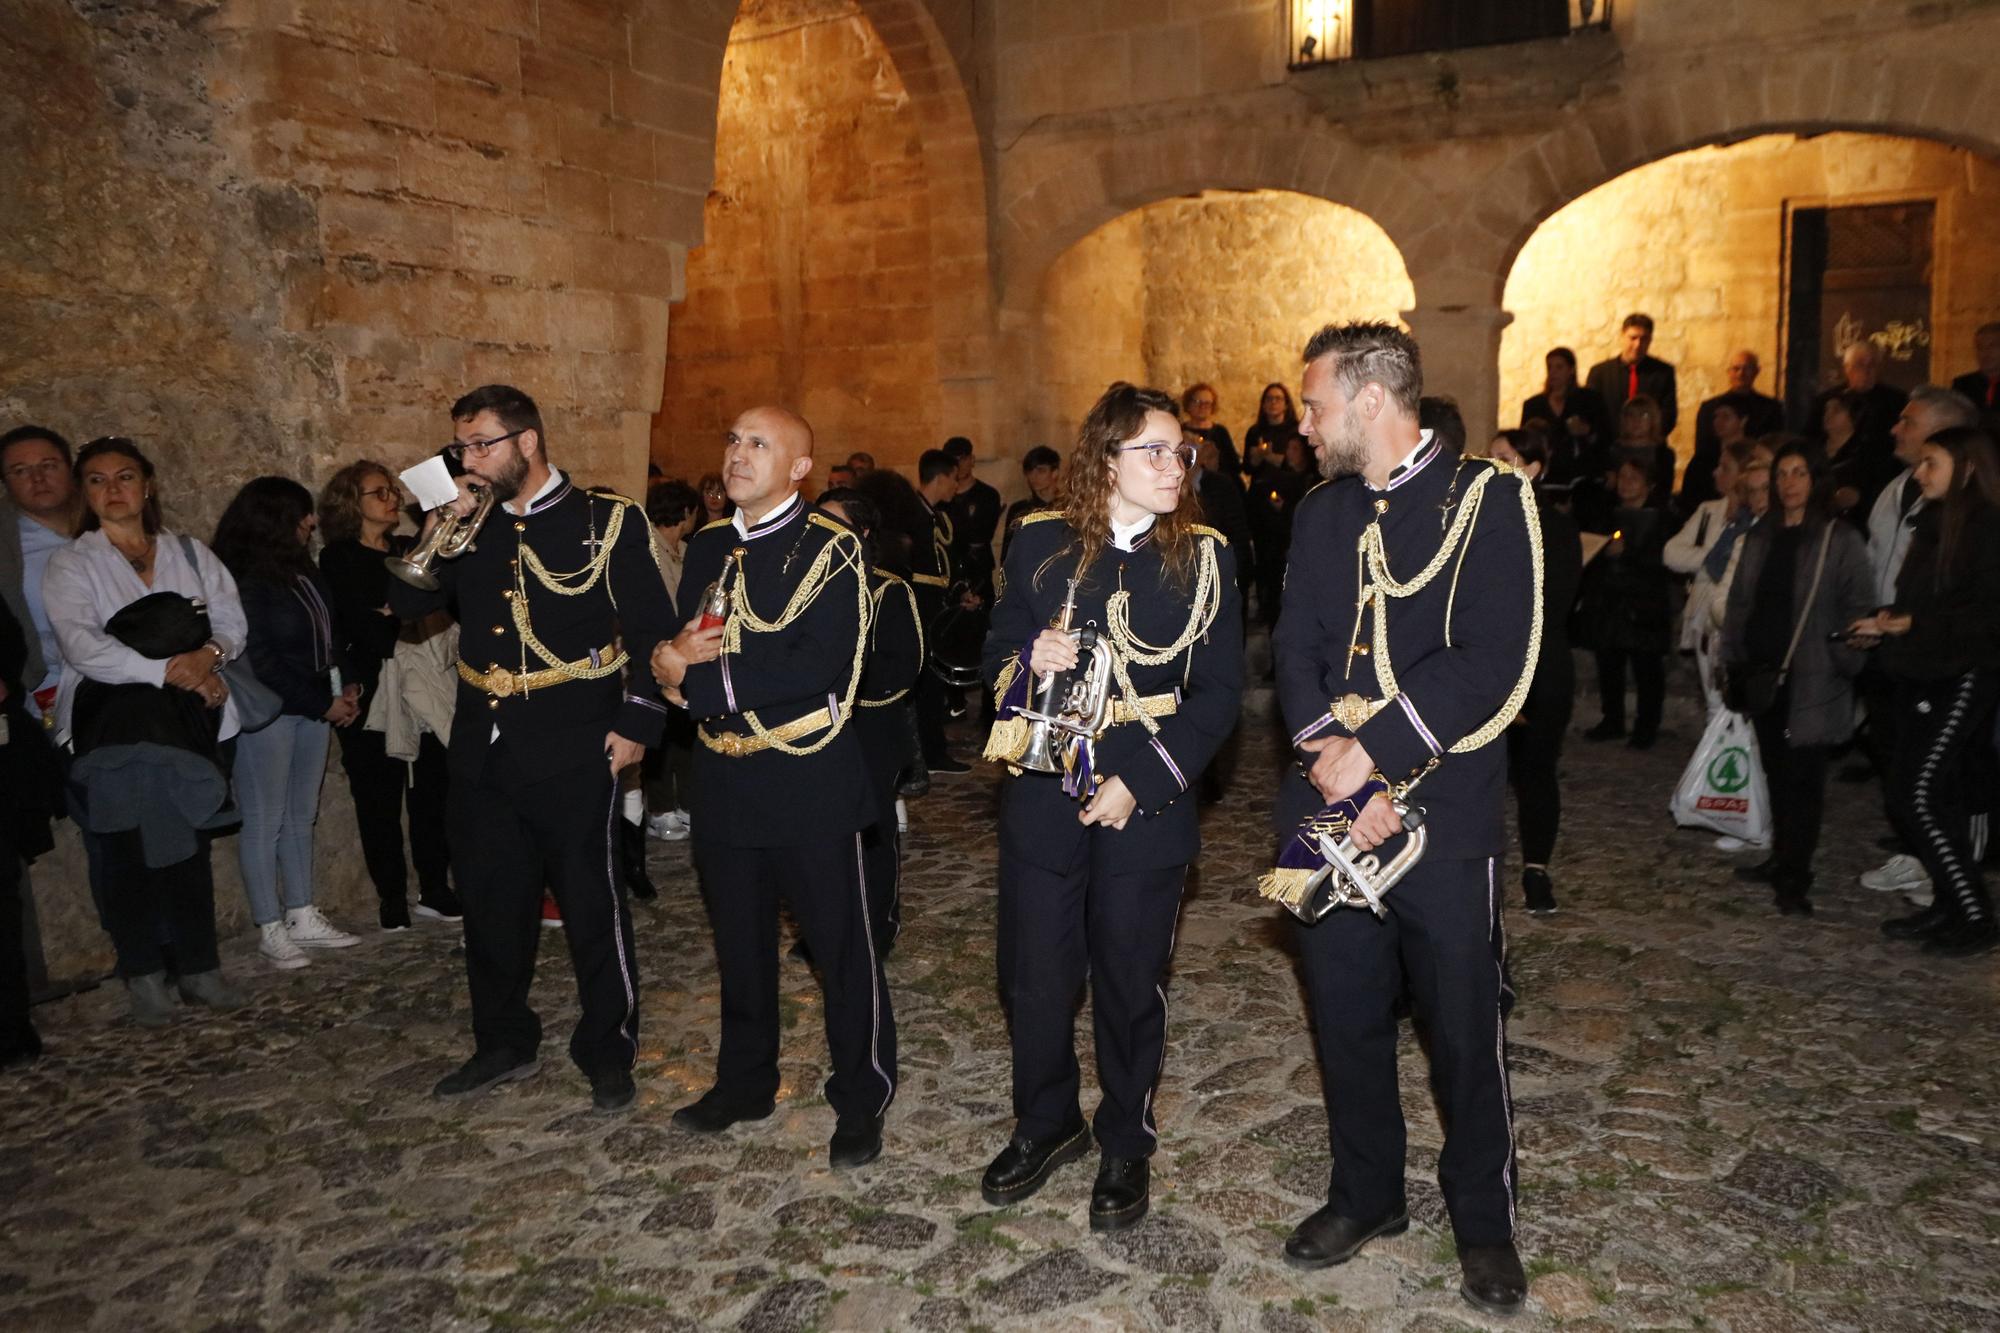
[871,566,909,585]
[809,511,857,540]
[1188,523,1228,546]
[1016,508,1069,528]
[697,516,734,533]
[589,490,644,508]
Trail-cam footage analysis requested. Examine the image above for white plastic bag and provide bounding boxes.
[1671,708,1771,845]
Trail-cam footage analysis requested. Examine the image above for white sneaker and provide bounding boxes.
[259,921,309,970]
[646,810,690,842]
[284,905,360,949]
[1713,835,1747,851]
[1859,854,1929,894]
[895,797,908,834]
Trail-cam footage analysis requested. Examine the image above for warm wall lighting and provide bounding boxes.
[1289,0,1353,69]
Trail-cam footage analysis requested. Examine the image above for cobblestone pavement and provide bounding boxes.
[5,663,1999,1333]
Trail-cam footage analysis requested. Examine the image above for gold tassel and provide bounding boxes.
[983,716,1030,764]
[1256,867,1316,911]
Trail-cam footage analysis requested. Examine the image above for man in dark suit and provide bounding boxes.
[1682,349,1784,509]
[1950,322,2000,421]
[1585,312,1678,438]
[943,437,1002,603]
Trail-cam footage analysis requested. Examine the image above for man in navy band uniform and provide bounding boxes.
[651,405,897,1169]
[388,385,677,1114]
[1272,324,1538,1316]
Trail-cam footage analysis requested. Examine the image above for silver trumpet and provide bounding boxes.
[1016,575,1114,775]
[1297,802,1428,920]
[387,488,494,590]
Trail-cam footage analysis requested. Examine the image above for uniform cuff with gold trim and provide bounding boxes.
[1355,693,1439,785]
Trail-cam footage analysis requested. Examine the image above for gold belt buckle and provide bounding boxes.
[490,667,516,698]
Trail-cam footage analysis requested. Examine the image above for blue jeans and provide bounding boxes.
[233,714,331,925]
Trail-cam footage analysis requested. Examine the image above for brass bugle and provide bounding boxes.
[387,487,494,590]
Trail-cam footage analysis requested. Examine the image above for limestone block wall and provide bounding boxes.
[1501,133,2000,460]
[654,0,943,483]
[1036,192,1413,452]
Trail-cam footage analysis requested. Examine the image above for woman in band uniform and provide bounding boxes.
[978,382,1243,1231]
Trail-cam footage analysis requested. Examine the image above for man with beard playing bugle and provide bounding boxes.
[978,382,1243,1231]
[1268,324,1540,1315]
[650,405,896,1168]
[392,385,677,1114]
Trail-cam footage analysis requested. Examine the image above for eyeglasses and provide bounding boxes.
[359,485,400,501]
[1118,442,1197,471]
[443,430,524,463]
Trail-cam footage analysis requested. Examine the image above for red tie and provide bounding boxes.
[1628,363,1639,402]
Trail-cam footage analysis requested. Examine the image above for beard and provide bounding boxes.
[1312,403,1370,481]
[476,448,529,503]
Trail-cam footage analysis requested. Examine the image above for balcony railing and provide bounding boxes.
[1288,0,1612,70]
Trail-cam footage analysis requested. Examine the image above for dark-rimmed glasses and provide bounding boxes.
[1118,441,1196,471]
[443,430,524,463]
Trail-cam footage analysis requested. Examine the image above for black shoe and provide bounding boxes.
[379,902,412,933]
[829,1115,884,1168]
[1733,859,1776,883]
[1876,834,1906,853]
[980,1121,1092,1206]
[1775,894,1814,918]
[1522,869,1558,916]
[671,1087,776,1134]
[1089,1156,1149,1232]
[1459,1242,1528,1316]
[1882,902,1955,940]
[591,1068,636,1113]
[1283,1204,1409,1269]
[619,821,657,902]
[1583,719,1625,742]
[1922,918,2000,957]
[432,1049,540,1100]
[414,891,463,923]
[0,1024,42,1072]
[928,754,972,775]
[1627,729,1658,751]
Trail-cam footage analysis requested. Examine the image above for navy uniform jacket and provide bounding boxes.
[1272,440,1538,861]
[983,512,1243,874]
[947,478,1003,597]
[387,474,676,783]
[855,566,922,822]
[675,495,873,847]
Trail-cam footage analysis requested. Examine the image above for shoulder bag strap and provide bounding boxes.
[1778,523,1836,677]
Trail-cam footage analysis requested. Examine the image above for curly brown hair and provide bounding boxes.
[317,459,395,545]
[1045,382,1202,590]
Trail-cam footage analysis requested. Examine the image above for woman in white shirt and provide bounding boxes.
[41,438,248,1025]
[1665,435,1772,712]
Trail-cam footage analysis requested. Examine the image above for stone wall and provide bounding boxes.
[1501,132,2000,461]
[653,0,941,484]
[1036,191,1413,452]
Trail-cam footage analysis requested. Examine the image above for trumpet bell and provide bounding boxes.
[387,488,494,590]
[384,555,442,591]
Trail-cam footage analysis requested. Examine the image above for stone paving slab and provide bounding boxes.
[4,667,1999,1331]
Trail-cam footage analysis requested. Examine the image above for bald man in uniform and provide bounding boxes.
[653,406,896,1168]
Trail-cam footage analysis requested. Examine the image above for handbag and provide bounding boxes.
[1725,522,1834,718]
[175,534,284,733]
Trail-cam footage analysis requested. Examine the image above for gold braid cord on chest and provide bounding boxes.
[1337,464,1545,761]
[509,500,630,686]
[716,523,872,757]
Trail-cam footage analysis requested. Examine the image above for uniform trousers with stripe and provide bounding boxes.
[693,834,897,1123]
[446,737,639,1078]
[1895,671,2000,927]
[1294,856,1517,1247]
[998,846,1187,1159]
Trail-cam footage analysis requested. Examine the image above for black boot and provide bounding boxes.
[980,1121,1091,1206]
[1522,868,1557,916]
[1923,916,1999,957]
[1089,1155,1149,1232]
[1881,901,1954,941]
[619,818,657,901]
[1460,1242,1528,1315]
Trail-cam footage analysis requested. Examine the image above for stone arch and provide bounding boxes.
[1467,41,2000,304]
[641,0,995,451]
[994,116,1440,327]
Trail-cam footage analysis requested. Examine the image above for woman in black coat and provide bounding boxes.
[1857,426,2000,956]
[1520,346,1612,492]
[1491,429,1582,914]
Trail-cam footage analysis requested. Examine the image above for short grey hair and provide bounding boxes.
[1908,383,1979,433]
[1301,321,1422,414]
